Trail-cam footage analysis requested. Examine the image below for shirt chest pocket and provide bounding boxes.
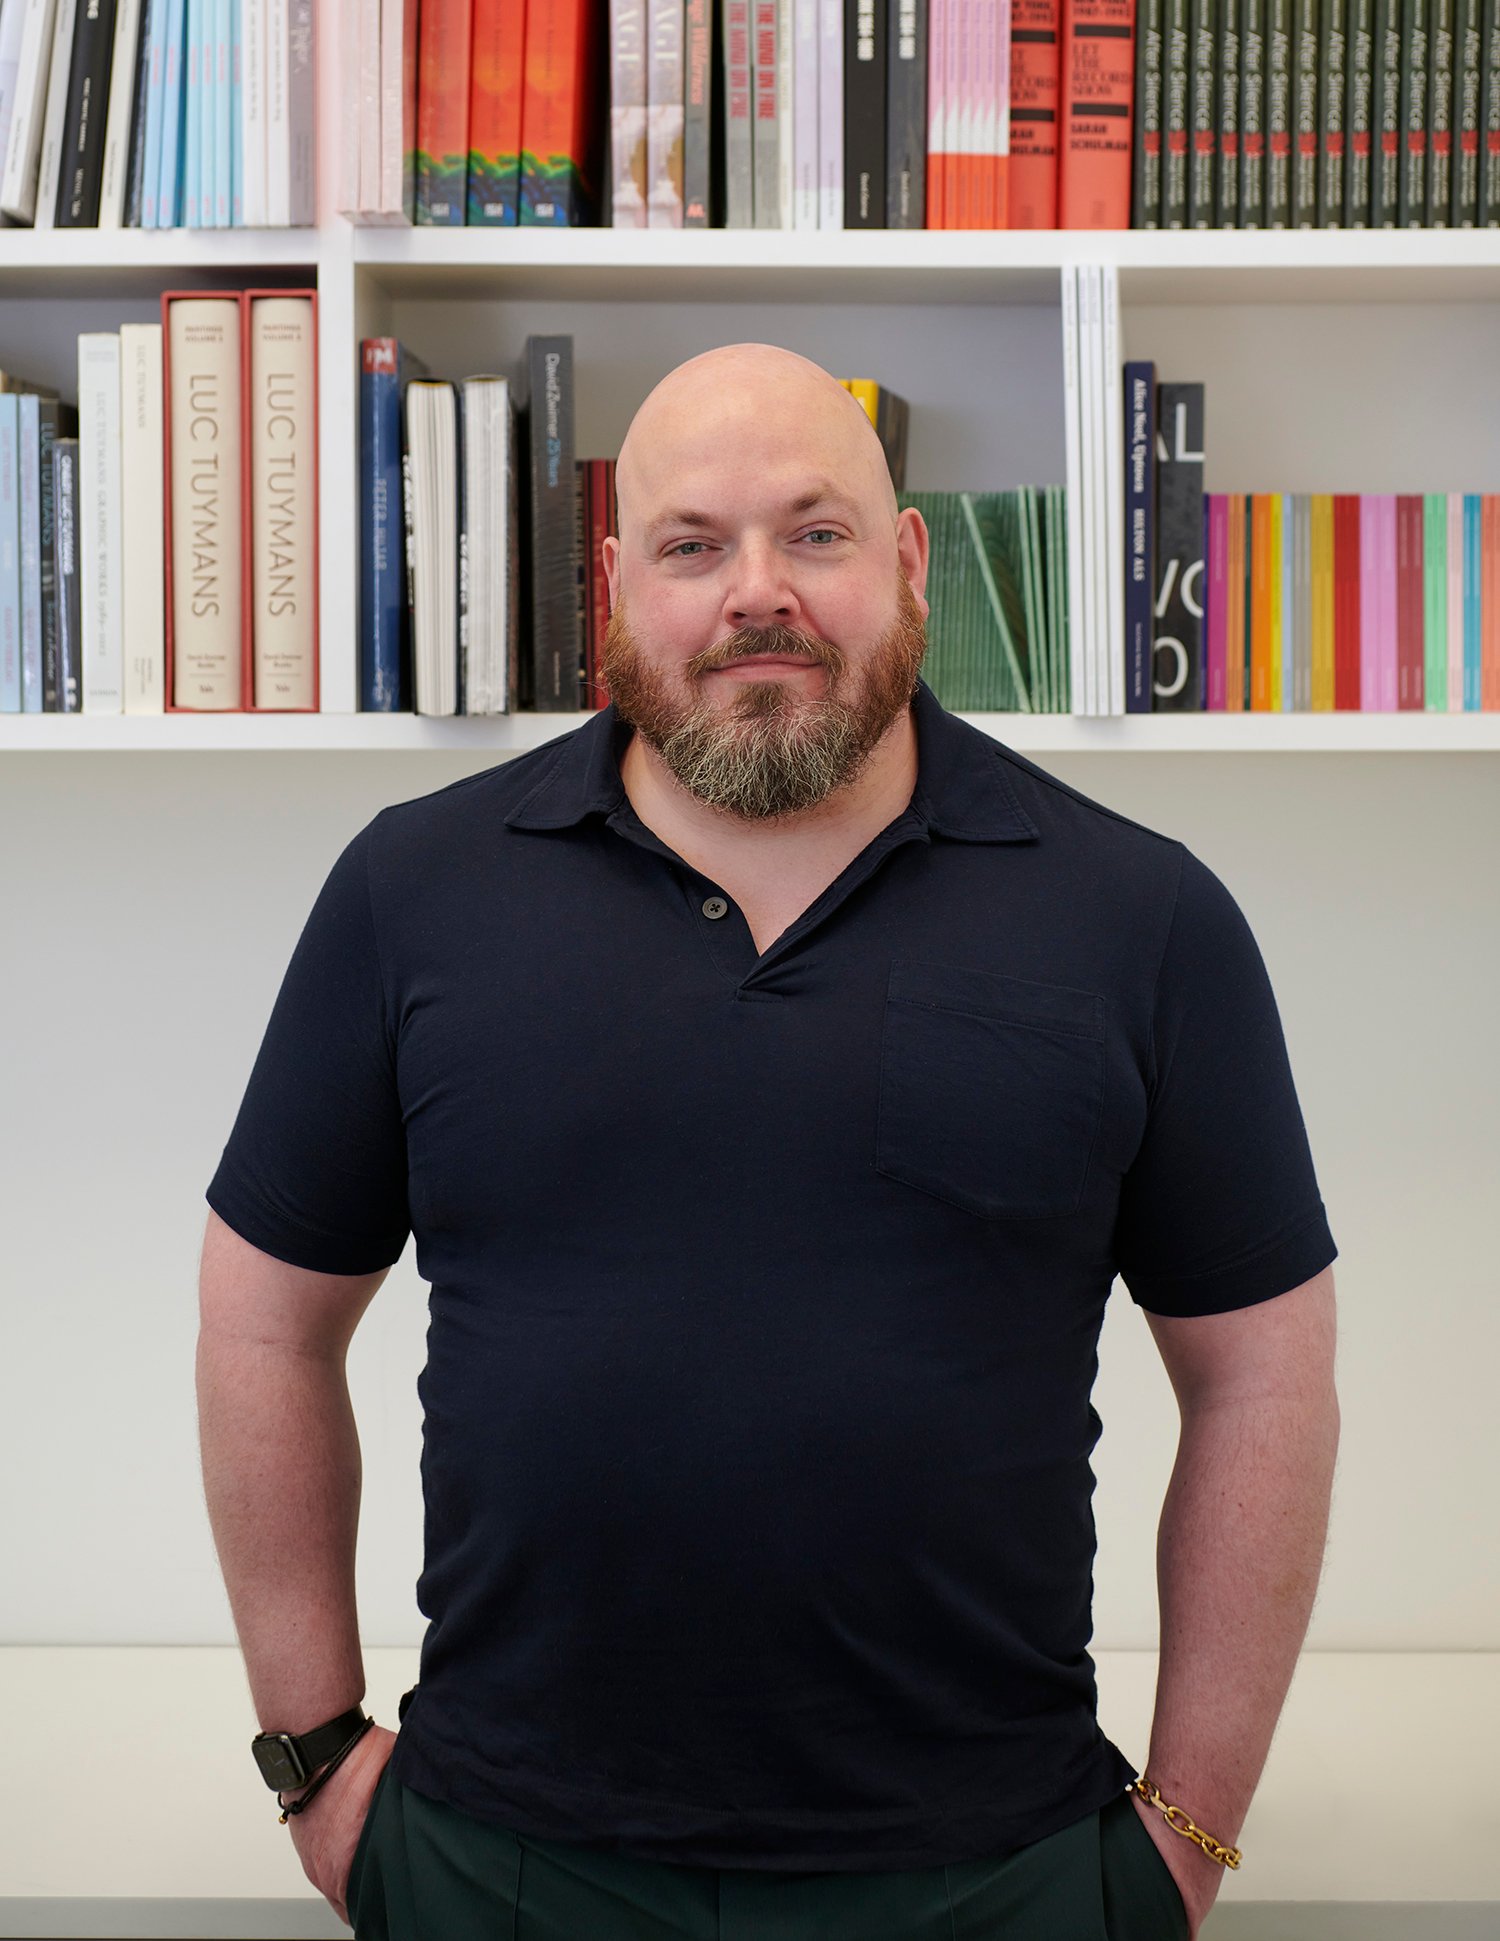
[875,961,1107,1219]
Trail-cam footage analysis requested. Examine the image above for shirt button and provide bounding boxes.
[701,896,729,920]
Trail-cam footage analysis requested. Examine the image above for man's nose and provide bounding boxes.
[722,537,802,627]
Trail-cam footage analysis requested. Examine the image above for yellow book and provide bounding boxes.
[1310,494,1335,710]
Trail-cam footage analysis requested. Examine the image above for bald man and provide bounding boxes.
[200,345,1339,1941]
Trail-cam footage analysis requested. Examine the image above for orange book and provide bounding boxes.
[1058,0,1136,227]
[415,0,473,225]
[1010,0,1061,226]
[467,0,527,223]
[1249,492,1272,709]
[520,0,604,223]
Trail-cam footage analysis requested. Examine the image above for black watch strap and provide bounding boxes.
[252,1706,370,1792]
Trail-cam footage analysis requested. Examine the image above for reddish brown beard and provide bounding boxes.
[598,570,929,821]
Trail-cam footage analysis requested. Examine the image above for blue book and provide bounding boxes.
[229,0,241,223]
[0,396,19,712]
[138,0,170,226]
[184,0,203,225]
[214,0,231,225]
[18,395,42,714]
[1463,492,1482,710]
[156,0,188,226]
[359,338,428,712]
[1123,361,1156,713]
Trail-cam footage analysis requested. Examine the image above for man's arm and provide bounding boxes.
[1134,1264,1340,1917]
[195,1207,390,1734]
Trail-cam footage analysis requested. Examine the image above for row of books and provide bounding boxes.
[0,0,314,229]
[0,293,318,716]
[1133,0,1500,229]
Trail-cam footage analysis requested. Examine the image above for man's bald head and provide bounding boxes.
[614,344,899,554]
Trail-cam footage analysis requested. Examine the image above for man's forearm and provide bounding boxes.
[196,1333,367,1731]
[1140,1391,1340,1853]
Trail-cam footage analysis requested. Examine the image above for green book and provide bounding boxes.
[1423,493,1449,708]
[964,492,1034,712]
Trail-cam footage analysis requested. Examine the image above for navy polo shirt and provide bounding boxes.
[206,677,1337,1872]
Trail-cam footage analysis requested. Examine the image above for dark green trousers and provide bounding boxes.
[346,1766,1191,1940]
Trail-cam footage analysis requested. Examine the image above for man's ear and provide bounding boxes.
[602,535,619,613]
[896,508,930,613]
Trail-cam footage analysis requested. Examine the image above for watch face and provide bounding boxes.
[253,1733,310,1791]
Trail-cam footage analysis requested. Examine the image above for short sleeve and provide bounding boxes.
[205,816,411,1274]
[1112,844,1337,1317]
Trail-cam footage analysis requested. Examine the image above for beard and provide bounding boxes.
[598,569,928,821]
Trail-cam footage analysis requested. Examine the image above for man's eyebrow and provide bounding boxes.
[642,485,861,545]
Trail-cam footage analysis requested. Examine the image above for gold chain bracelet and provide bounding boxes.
[1133,1777,1243,1869]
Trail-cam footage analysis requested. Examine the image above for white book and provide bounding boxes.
[18,393,43,712]
[335,0,357,214]
[0,396,18,714]
[1099,264,1125,715]
[248,295,316,709]
[1,0,59,223]
[777,0,793,224]
[356,0,379,218]
[792,0,817,227]
[460,376,511,713]
[265,0,289,223]
[1076,264,1100,713]
[31,0,76,227]
[377,0,418,218]
[286,0,312,222]
[816,0,840,225]
[646,0,684,226]
[1060,266,1086,719]
[97,0,144,225]
[405,381,458,717]
[611,0,648,226]
[79,334,124,717]
[242,0,265,223]
[0,4,31,205]
[120,323,165,714]
[167,296,242,709]
[213,0,231,225]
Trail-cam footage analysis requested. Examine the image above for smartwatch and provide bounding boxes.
[251,1706,370,1792]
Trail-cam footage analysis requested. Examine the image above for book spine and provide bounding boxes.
[648,0,687,225]
[1162,0,1189,220]
[454,384,467,713]
[1265,0,1291,220]
[818,0,842,223]
[844,0,885,223]
[216,0,233,224]
[1318,0,1344,220]
[358,340,406,711]
[1292,0,1318,221]
[683,0,713,221]
[1452,0,1482,218]
[1428,0,1454,217]
[16,395,41,711]
[888,0,929,225]
[472,0,528,222]
[1422,491,1446,705]
[1217,0,1241,218]
[119,321,164,712]
[1123,360,1156,710]
[155,0,187,225]
[1009,0,1055,223]
[519,0,601,223]
[0,395,19,712]
[1153,380,1205,711]
[723,0,753,221]
[417,0,470,222]
[165,295,242,708]
[1188,0,1216,224]
[53,439,81,710]
[524,336,580,710]
[58,0,121,224]
[1205,493,1227,707]
[124,0,157,222]
[1132,0,1163,221]
[1059,0,1137,227]
[1485,0,1500,220]
[78,331,123,711]
[248,295,315,709]
[285,0,311,220]
[1396,492,1422,706]
[34,0,79,229]
[183,0,201,223]
[1399,0,1430,222]
[789,0,815,224]
[1,0,61,225]
[37,400,74,710]
[777,0,794,224]
[926,0,945,221]
[1344,0,1371,218]
[1240,0,1266,215]
[264,0,287,220]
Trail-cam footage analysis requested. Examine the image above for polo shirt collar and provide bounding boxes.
[504,677,1039,845]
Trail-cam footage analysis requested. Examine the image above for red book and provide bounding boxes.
[1058,0,1137,226]
[520,0,604,223]
[1011,0,1062,225]
[1333,493,1361,711]
[1396,494,1424,710]
[415,0,472,225]
[467,0,527,223]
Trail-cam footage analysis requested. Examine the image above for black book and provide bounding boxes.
[1241,0,1268,218]
[1163,0,1191,222]
[1399,0,1431,222]
[1218,0,1243,219]
[1133,0,1166,224]
[682,0,716,224]
[1319,0,1347,221]
[517,335,580,712]
[1452,0,1483,221]
[1373,0,1403,221]
[886,0,927,227]
[845,0,888,224]
[37,401,79,711]
[1428,0,1455,217]
[1153,383,1206,714]
[1485,0,1500,220]
[1293,0,1322,222]
[1189,0,1218,223]
[52,440,82,713]
[56,0,121,226]
[1345,0,1375,220]
[1266,0,1294,221]
[124,0,161,227]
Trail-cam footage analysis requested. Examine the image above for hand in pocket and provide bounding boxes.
[284,1723,398,1927]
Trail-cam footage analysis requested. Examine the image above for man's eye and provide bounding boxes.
[802,529,841,545]
[666,541,708,557]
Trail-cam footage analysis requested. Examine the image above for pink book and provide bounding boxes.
[1380,494,1400,711]
[1350,496,1373,718]
[1206,493,1228,709]
[995,0,1012,225]
[927,0,947,225]
[1447,489,1465,712]
[1396,495,1424,710]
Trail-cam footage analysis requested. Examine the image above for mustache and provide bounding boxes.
[688,627,845,677]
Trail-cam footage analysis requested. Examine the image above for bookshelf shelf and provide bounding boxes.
[5,712,1497,754]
